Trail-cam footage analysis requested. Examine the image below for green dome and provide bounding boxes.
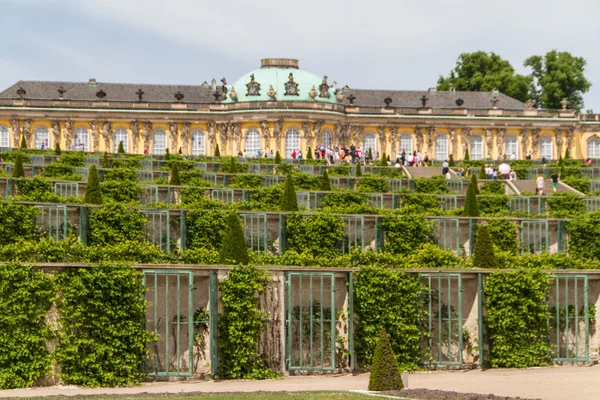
[222,58,339,104]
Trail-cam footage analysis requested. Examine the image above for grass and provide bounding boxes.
[22,392,375,400]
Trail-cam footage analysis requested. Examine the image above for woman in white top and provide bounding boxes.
[536,174,545,196]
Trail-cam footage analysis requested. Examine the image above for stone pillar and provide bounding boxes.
[22,119,32,147]
[566,127,575,157]
[273,119,283,156]
[180,122,190,155]
[102,121,112,152]
[461,127,471,158]
[521,128,529,159]
[485,128,493,158]
[302,121,312,151]
[449,128,457,160]
[260,120,271,155]
[168,122,178,153]
[130,120,140,154]
[531,128,541,159]
[555,128,563,158]
[426,126,436,155]
[10,118,20,147]
[64,120,74,149]
[142,121,152,153]
[313,120,324,148]
[51,120,60,149]
[377,126,387,156]
[207,121,216,155]
[415,126,423,153]
[390,126,398,156]
[496,128,505,157]
[231,122,242,155]
[217,123,228,156]
[351,125,363,146]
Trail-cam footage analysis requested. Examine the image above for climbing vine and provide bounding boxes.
[382,214,434,255]
[286,213,345,257]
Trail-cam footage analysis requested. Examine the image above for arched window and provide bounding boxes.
[470,134,484,160]
[435,134,448,161]
[505,135,518,159]
[0,125,9,148]
[245,128,261,157]
[74,127,89,152]
[589,138,600,159]
[321,130,332,149]
[399,133,413,154]
[363,132,377,155]
[152,128,167,155]
[540,136,553,159]
[34,126,49,150]
[285,128,300,158]
[191,129,206,156]
[113,128,129,153]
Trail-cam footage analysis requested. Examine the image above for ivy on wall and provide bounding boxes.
[286,213,345,257]
[0,263,55,389]
[0,200,38,246]
[382,214,434,256]
[487,219,518,253]
[88,203,147,246]
[187,210,228,250]
[567,211,600,260]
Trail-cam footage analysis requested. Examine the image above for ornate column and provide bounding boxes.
[565,127,575,156]
[496,128,506,157]
[555,128,563,158]
[22,119,32,146]
[485,128,494,158]
[10,119,20,147]
[260,120,271,154]
[273,119,283,155]
[51,120,60,148]
[351,125,363,146]
[334,123,349,147]
[377,126,387,155]
[207,121,216,155]
[426,126,436,155]
[102,121,112,152]
[63,120,74,149]
[460,127,471,158]
[390,126,398,156]
[168,122,178,152]
[415,126,423,153]
[89,120,98,151]
[231,122,242,155]
[217,122,228,155]
[449,128,457,159]
[130,120,140,154]
[531,128,541,159]
[180,122,190,155]
[142,121,152,152]
[302,121,313,151]
[521,128,529,158]
[313,120,324,147]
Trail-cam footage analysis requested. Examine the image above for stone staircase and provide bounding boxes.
[403,166,448,179]
[511,179,573,196]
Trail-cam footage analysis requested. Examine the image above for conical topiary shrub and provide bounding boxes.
[84,164,102,204]
[320,170,331,191]
[281,175,298,212]
[355,163,362,177]
[380,152,388,167]
[368,329,404,392]
[368,147,373,162]
[274,151,282,164]
[449,154,455,167]
[165,147,171,160]
[464,174,480,217]
[214,143,221,157]
[170,162,181,185]
[102,152,111,169]
[479,165,487,180]
[464,148,470,160]
[118,141,125,154]
[307,147,313,160]
[219,212,249,265]
[20,135,27,149]
[473,223,496,268]
[12,153,25,178]
[55,142,62,155]
[565,148,571,159]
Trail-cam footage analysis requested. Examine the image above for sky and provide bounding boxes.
[1,0,599,111]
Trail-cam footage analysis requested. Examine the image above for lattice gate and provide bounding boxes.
[239,213,268,251]
[431,218,460,256]
[520,220,549,254]
[142,210,171,253]
[35,205,68,240]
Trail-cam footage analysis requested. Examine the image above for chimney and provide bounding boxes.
[89,78,97,86]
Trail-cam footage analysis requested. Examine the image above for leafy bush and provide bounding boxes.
[219,212,249,265]
[292,173,321,190]
[547,192,585,218]
[413,176,448,194]
[286,213,344,257]
[15,177,57,202]
[399,194,442,214]
[229,174,263,188]
[480,180,504,195]
[464,175,479,216]
[84,165,102,204]
[12,153,25,178]
[472,223,496,268]
[382,215,433,255]
[170,162,181,185]
[220,157,247,173]
[88,203,146,246]
[0,201,38,245]
[103,168,137,182]
[187,210,228,250]
[478,195,509,216]
[320,170,331,191]
[356,175,389,193]
[58,152,85,167]
[568,211,600,260]
[101,180,141,203]
[487,219,518,253]
[368,329,404,391]
[281,176,299,212]
[329,163,350,176]
[562,176,589,194]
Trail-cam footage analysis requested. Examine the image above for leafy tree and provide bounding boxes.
[55,143,62,155]
[274,151,281,164]
[525,50,591,112]
[219,212,249,265]
[84,165,102,204]
[281,175,298,212]
[320,169,331,191]
[464,174,480,216]
[20,135,27,149]
[355,163,362,177]
[170,162,181,185]
[214,143,220,157]
[368,329,404,391]
[117,141,125,154]
[473,223,496,268]
[437,51,531,102]
[12,154,25,178]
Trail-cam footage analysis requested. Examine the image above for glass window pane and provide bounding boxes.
[74,127,89,152]
[34,127,49,150]
[191,130,206,156]
[505,135,518,159]
[540,137,553,159]
[589,139,600,159]
[113,128,129,153]
[321,130,332,148]
[470,135,483,160]
[285,129,300,158]
[245,128,261,157]
[0,126,9,147]
[153,129,167,155]
[435,134,448,161]
[399,134,413,154]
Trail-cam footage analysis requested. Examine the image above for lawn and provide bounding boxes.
[22,392,377,400]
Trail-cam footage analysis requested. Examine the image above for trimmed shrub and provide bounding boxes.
[448,154,455,167]
[219,212,249,265]
[281,175,299,212]
[274,151,281,164]
[464,174,480,216]
[380,153,388,167]
[170,162,181,185]
[307,147,313,160]
[479,165,487,180]
[84,165,102,204]
[464,148,470,160]
[12,154,25,178]
[20,135,27,149]
[102,152,111,169]
[355,163,362,177]
[368,329,404,391]
[368,147,373,161]
[320,169,331,191]
[473,223,496,268]
[117,141,125,154]
[214,143,221,157]
[55,142,62,155]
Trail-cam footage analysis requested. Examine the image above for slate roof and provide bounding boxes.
[0,80,216,103]
[342,89,527,110]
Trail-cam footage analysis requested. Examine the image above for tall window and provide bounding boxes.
[152,129,167,155]
[285,128,300,158]
[113,128,129,153]
[399,133,413,154]
[540,136,553,159]
[435,134,448,161]
[0,125,8,148]
[363,132,377,154]
[470,134,484,160]
[74,127,89,152]
[34,126,49,150]
[589,138,600,159]
[245,128,261,156]
[505,135,518,159]
[321,130,332,148]
[191,129,206,156]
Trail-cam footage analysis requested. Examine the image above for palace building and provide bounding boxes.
[0,58,599,160]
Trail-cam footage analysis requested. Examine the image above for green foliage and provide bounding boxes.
[479,165,487,180]
[478,195,509,216]
[84,165,102,204]
[525,50,591,112]
[368,147,373,161]
[181,248,221,264]
[102,152,110,169]
[214,143,220,157]
[274,151,281,164]
[170,162,181,185]
[413,176,448,194]
[368,329,404,391]
[437,51,531,102]
[186,210,228,250]
[448,154,455,167]
[547,192,585,218]
[88,203,146,246]
[473,223,496,268]
[14,177,57,202]
[218,266,277,379]
[228,174,263,189]
[42,163,82,181]
[20,135,27,149]
[103,168,137,182]
[56,266,154,387]
[0,263,55,389]
[286,213,344,257]
[101,180,141,203]
[399,194,443,215]
[480,180,504,195]
[382,215,433,255]
[219,212,249,265]
[356,175,389,193]
[59,152,85,167]
[319,191,372,214]
[220,157,247,173]
[355,163,362,177]
[237,186,283,211]
[307,147,313,160]
[380,153,388,167]
[55,142,61,155]
[484,269,551,367]
[292,173,321,190]
[12,153,25,178]
[567,211,600,260]
[0,201,37,245]
[281,175,299,212]
[320,170,331,191]
[164,147,171,160]
[355,266,423,371]
[329,163,350,176]
[463,175,480,216]
[117,141,125,154]
[487,219,518,253]
[464,148,470,160]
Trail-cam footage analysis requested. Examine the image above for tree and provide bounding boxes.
[464,174,480,217]
[368,147,373,161]
[565,148,571,159]
[368,329,403,391]
[102,152,110,169]
[164,147,171,160]
[355,163,362,177]
[219,212,249,265]
[380,152,388,167]
[437,51,531,102]
[170,162,181,185]
[473,223,496,268]
[12,154,25,178]
[320,170,331,191]
[448,154,455,167]
[274,151,282,164]
[55,143,62,155]
[464,148,470,161]
[84,164,102,204]
[117,141,125,154]
[525,50,591,112]
[307,147,313,160]
[281,175,298,212]
[479,165,487,180]
[214,144,221,157]
[20,135,27,149]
